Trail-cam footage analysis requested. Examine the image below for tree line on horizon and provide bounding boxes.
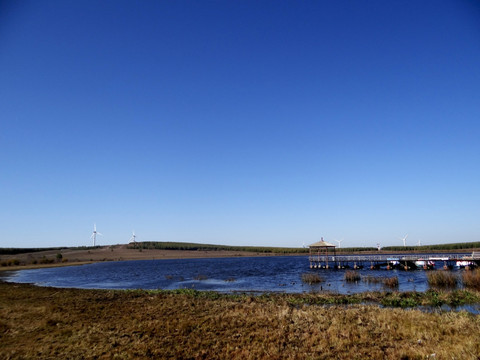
[0,246,101,256]
[2,241,479,256]
[128,241,380,254]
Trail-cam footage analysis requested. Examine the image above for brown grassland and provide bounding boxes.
[1,281,480,359]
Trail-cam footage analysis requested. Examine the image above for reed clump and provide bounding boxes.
[383,276,399,288]
[427,270,458,288]
[362,275,398,288]
[301,272,323,284]
[344,270,361,282]
[462,269,480,290]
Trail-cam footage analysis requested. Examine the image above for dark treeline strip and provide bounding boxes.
[383,241,480,252]
[0,246,101,255]
[129,241,378,254]
[0,247,66,255]
[129,241,307,253]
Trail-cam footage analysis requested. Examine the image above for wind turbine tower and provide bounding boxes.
[399,234,408,247]
[91,224,102,246]
[129,231,136,244]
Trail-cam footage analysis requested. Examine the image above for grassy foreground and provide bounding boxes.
[1,282,480,359]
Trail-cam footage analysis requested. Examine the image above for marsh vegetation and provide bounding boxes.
[1,281,480,359]
[427,270,458,288]
[301,272,323,284]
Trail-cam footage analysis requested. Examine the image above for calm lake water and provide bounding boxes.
[4,255,441,294]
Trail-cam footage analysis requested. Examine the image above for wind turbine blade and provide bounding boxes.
[97,232,103,236]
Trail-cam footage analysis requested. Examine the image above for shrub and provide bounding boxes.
[5,259,20,266]
[39,257,54,265]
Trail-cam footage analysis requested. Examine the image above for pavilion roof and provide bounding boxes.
[309,240,336,248]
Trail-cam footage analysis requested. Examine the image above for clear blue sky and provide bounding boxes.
[1,1,479,248]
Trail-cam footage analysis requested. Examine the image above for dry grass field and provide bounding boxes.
[1,281,480,359]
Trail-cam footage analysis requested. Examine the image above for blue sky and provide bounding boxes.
[1,1,479,248]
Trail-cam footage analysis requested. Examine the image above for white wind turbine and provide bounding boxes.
[334,238,344,248]
[129,230,136,243]
[416,239,422,247]
[399,234,408,247]
[91,223,102,246]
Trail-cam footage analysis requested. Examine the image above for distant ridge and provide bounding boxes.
[2,241,480,256]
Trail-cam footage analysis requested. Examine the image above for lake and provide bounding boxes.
[5,255,441,294]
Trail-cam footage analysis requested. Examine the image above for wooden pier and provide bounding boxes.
[308,252,480,270]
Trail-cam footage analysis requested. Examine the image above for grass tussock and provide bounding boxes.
[344,270,361,282]
[462,270,480,290]
[362,275,398,288]
[2,282,480,359]
[427,270,458,288]
[383,276,399,289]
[301,272,323,284]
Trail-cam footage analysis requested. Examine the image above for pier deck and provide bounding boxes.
[308,252,480,270]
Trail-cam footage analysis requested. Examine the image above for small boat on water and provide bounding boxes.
[456,260,474,268]
[387,258,399,266]
[414,259,435,269]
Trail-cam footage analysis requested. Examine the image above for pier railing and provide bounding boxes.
[309,252,480,262]
[308,252,480,269]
